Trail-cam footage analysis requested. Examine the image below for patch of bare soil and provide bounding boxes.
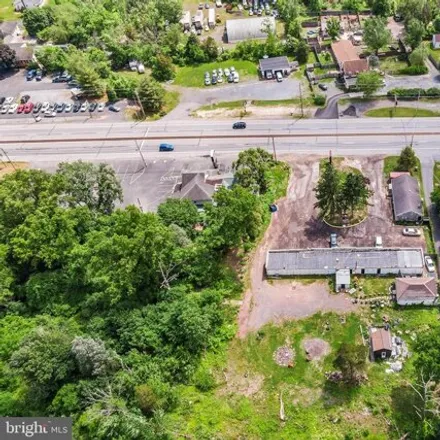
[302,338,331,362]
[193,105,314,119]
[289,386,322,407]
[273,346,296,367]
[219,369,265,398]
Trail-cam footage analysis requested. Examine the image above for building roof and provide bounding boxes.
[226,16,275,43]
[395,277,437,302]
[335,268,350,285]
[331,40,359,64]
[391,174,422,218]
[175,172,215,203]
[7,43,34,61]
[0,21,19,38]
[266,248,424,273]
[259,56,290,72]
[343,59,368,76]
[371,328,392,352]
[390,171,410,179]
[14,0,42,9]
[434,34,440,43]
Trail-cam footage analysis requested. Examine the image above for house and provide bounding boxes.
[335,268,350,292]
[265,247,424,277]
[395,277,438,305]
[226,17,275,43]
[433,34,440,49]
[331,40,368,77]
[6,43,34,67]
[391,174,423,223]
[180,11,191,31]
[370,328,393,360]
[208,8,216,29]
[14,0,42,11]
[0,21,21,44]
[259,56,291,79]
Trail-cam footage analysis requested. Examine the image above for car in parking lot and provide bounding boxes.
[24,102,34,113]
[73,103,81,113]
[108,104,120,112]
[65,103,72,112]
[232,121,246,129]
[318,83,328,91]
[17,104,24,114]
[89,102,98,112]
[159,143,174,152]
[33,102,42,114]
[56,103,65,113]
[4,97,14,105]
[0,97,4,106]
[41,102,50,112]
[80,102,88,112]
[329,233,338,248]
[35,70,43,81]
[425,255,436,273]
[8,104,18,114]
[26,70,36,81]
[212,76,217,85]
[403,227,421,236]
[1,105,9,114]
[205,77,211,86]
[276,71,283,82]
[44,111,56,118]
[97,102,105,112]
[233,72,239,83]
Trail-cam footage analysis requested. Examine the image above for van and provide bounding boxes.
[159,143,174,152]
[375,236,383,248]
[276,71,283,82]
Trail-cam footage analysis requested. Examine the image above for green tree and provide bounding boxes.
[308,0,322,13]
[334,343,368,385]
[397,145,418,171]
[22,7,54,36]
[50,384,81,417]
[409,45,428,66]
[57,161,123,214]
[414,327,440,380]
[371,0,393,17]
[0,245,14,306]
[233,148,274,194]
[152,54,176,81]
[135,379,177,415]
[405,18,425,49]
[340,173,372,215]
[295,39,310,64]
[0,45,17,70]
[157,198,199,234]
[363,17,392,54]
[35,46,67,72]
[326,17,341,40]
[433,15,440,33]
[356,71,383,98]
[137,77,165,114]
[314,160,340,219]
[343,0,363,12]
[184,34,206,64]
[202,37,218,61]
[398,0,438,25]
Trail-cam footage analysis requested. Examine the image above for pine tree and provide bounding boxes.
[314,161,340,219]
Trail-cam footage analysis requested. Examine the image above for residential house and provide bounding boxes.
[331,40,368,84]
[14,0,43,11]
[370,328,393,360]
[7,43,34,67]
[395,277,438,305]
[226,17,275,43]
[391,174,423,223]
[433,34,440,49]
[0,21,21,44]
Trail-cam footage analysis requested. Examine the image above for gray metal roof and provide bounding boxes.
[226,17,275,43]
[259,56,290,72]
[391,175,422,218]
[266,248,424,272]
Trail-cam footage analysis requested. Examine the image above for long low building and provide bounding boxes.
[266,248,424,277]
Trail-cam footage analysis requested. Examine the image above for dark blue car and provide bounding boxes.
[159,143,174,152]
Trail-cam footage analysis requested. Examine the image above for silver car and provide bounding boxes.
[402,227,421,236]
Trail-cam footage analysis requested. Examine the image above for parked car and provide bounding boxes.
[20,95,30,104]
[233,72,239,83]
[26,70,36,81]
[8,104,18,114]
[318,83,328,91]
[1,105,9,114]
[159,143,174,152]
[33,102,42,114]
[204,71,210,78]
[0,97,5,106]
[227,74,234,83]
[41,102,50,112]
[24,102,34,113]
[198,2,203,8]
[108,104,120,112]
[403,227,421,236]
[218,68,223,76]
[217,75,223,83]
[329,233,337,248]
[35,70,43,81]
[230,66,235,72]
[205,77,211,86]
[97,102,105,112]
[73,103,81,113]
[44,111,57,118]
[212,76,217,85]
[266,72,273,79]
[375,236,383,248]
[17,104,25,114]
[64,103,72,112]
[80,102,88,112]
[425,255,436,273]
[89,102,98,112]
[4,97,14,105]
[232,121,246,129]
[224,68,230,76]
[276,71,283,82]
[205,2,209,8]
[56,103,65,113]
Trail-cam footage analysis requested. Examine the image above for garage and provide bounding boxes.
[259,56,293,80]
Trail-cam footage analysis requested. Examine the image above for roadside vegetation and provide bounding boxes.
[365,107,440,117]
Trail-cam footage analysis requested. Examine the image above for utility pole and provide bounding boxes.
[299,84,304,119]
[272,136,277,160]
[0,148,15,170]
[135,127,149,169]
[135,91,145,119]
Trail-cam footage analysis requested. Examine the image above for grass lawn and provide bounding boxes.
[0,0,20,21]
[174,60,258,88]
[379,56,408,75]
[168,309,438,439]
[383,155,423,189]
[365,107,440,118]
[356,276,393,298]
[424,42,440,63]
[197,100,246,111]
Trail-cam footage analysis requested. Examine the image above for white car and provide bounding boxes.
[80,102,88,112]
[233,72,239,83]
[230,66,235,72]
[1,105,9,114]
[97,102,105,112]
[403,227,421,236]
[44,111,56,118]
[425,256,436,273]
[64,103,72,112]
[224,68,230,76]
[41,102,50,112]
[8,104,17,114]
[4,97,14,105]
[217,75,223,83]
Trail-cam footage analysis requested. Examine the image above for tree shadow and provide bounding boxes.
[390,384,422,435]
[321,379,362,408]
[303,215,335,245]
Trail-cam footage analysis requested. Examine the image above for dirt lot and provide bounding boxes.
[238,155,425,337]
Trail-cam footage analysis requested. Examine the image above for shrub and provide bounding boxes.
[398,65,428,75]
[313,94,326,106]
[194,367,216,392]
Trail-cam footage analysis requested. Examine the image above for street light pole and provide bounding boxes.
[135,127,150,169]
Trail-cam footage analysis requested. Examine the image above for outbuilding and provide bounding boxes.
[335,268,350,292]
[433,34,440,49]
[226,16,275,43]
[208,8,216,29]
[370,328,392,360]
[391,174,423,223]
[395,277,438,305]
[259,56,291,79]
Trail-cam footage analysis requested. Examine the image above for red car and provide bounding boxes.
[17,104,25,114]
[24,102,34,113]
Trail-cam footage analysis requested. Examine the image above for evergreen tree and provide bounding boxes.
[314,161,340,219]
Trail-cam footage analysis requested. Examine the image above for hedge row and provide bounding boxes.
[387,87,440,99]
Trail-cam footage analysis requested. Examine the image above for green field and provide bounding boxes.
[0,0,20,21]
[174,60,258,88]
[365,107,440,117]
[379,56,409,75]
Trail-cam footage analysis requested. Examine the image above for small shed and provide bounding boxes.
[335,268,350,292]
[208,8,216,28]
[433,34,440,50]
[259,56,290,79]
[370,328,392,360]
[391,174,423,223]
